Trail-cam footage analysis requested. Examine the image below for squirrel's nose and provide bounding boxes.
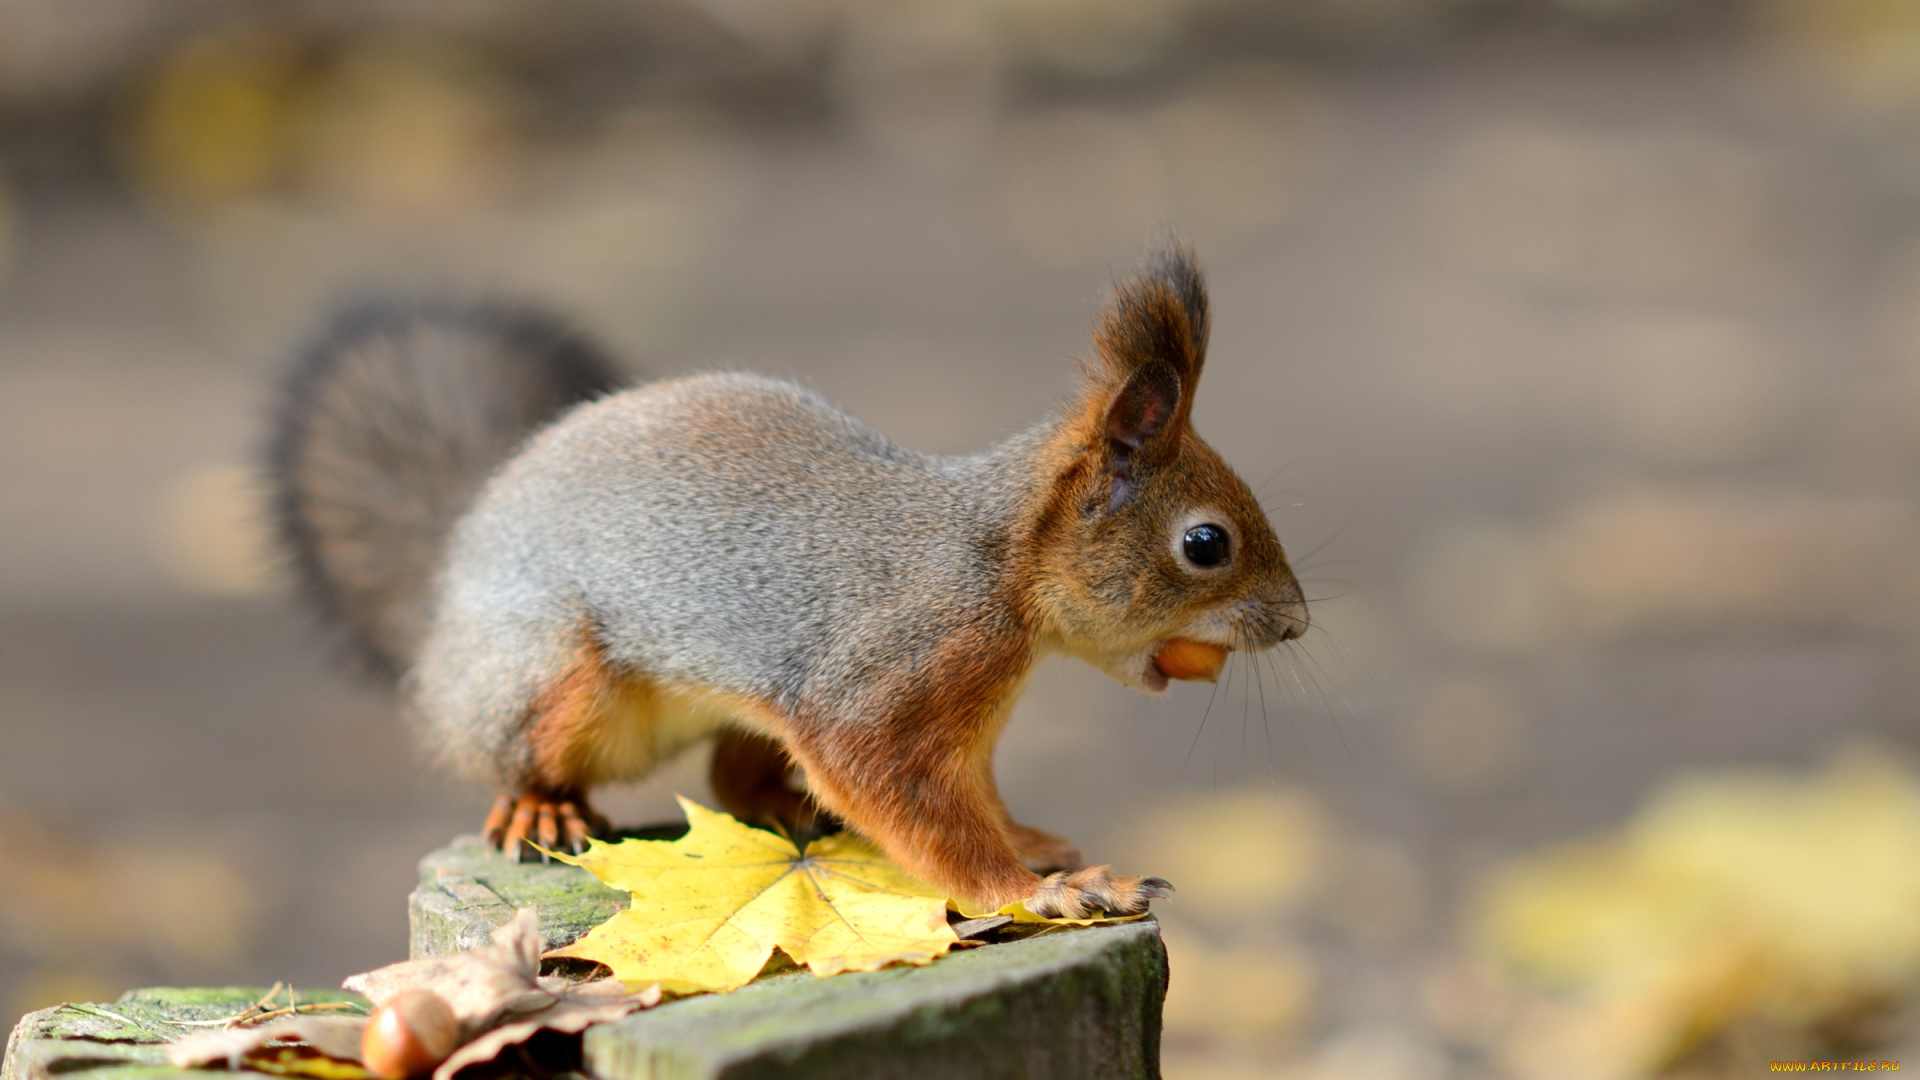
[1241,581,1308,648]
[1274,593,1308,642]
[1274,576,1309,642]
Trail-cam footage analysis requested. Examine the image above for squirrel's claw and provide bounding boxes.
[534,804,560,861]
[1027,865,1171,919]
[482,793,516,849]
[558,802,593,854]
[507,800,538,859]
[484,791,607,861]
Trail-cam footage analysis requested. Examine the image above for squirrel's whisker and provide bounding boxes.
[1253,650,1277,784]
[1179,644,1227,783]
[1263,649,1308,758]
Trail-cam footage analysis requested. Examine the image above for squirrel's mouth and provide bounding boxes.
[1098,637,1231,694]
[1150,639,1229,684]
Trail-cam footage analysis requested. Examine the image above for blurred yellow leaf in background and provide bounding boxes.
[1479,744,1920,1078]
[128,32,305,210]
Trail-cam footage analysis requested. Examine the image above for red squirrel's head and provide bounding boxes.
[1021,239,1307,693]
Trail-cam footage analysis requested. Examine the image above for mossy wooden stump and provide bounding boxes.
[3,988,371,1080]
[5,836,1168,1080]
[414,835,1168,1079]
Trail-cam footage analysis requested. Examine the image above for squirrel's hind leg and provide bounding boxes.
[484,627,649,860]
[710,728,839,843]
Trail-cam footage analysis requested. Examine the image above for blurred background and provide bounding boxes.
[4,0,1920,1076]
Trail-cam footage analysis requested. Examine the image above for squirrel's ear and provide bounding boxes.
[1102,360,1182,511]
[1080,236,1211,510]
[1092,238,1209,422]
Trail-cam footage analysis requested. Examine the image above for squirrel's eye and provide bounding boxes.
[1182,524,1230,568]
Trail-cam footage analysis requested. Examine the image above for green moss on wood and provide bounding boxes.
[410,835,628,958]
[4,988,367,1080]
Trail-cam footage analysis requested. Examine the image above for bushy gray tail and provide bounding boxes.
[268,300,625,679]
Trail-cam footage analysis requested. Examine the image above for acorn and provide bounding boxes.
[1153,639,1228,682]
[360,990,460,1080]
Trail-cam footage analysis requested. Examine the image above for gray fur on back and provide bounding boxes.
[415,373,1043,783]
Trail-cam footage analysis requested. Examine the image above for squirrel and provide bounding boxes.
[269,239,1308,919]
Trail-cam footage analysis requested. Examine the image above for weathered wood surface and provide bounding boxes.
[3,988,368,1080]
[5,834,1168,1080]
[583,919,1167,1080]
[414,834,1168,1079]
[410,832,643,959]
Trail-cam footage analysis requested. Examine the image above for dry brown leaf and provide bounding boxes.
[342,907,658,1079]
[163,909,654,1080]
[344,909,551,1038]
[167,1016,369,1072]
[431,980,654,1080]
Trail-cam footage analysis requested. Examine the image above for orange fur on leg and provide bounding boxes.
[526,632,626,792]
[486,628,630,859]
[774,616,1046,910]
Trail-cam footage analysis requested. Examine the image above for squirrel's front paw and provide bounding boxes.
[483,790,608,860]
[1026,865,1173,919]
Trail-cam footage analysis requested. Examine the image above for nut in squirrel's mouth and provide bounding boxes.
[1151,639,1229,684]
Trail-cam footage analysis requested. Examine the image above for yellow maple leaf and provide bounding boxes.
[544,798,959,995]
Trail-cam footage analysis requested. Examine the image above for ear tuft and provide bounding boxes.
[1092,237,1210,394]
[1144,237,1208,359]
